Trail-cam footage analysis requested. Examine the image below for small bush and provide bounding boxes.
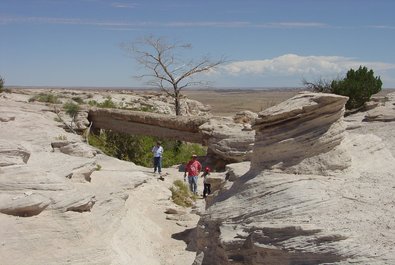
[88,100,98,106]
[331,66,382,109]
[303,66,383,110]
[95,164,102,171]
[71,96,84,104]
[29,93,61,104]
[98,96,117,108]
[55,135,67,140]
[63,101,80,118]
[170,180,196,207]
[302,78,333,93]
[88,131,206,168]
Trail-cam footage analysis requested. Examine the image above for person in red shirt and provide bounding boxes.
[184,154,202,195]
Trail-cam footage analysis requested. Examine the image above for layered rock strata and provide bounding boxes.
[251,92,349,174]
[193,92,395,264]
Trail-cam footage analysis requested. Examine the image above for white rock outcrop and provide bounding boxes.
[0,93,198,265]
[200,117,255,163]
[251,92,350,174]
[193,92,395,264]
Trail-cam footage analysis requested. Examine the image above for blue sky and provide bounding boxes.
[1,0,395,88]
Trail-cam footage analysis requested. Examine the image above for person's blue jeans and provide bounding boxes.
[188,176,198,194]
[153,157,162,173]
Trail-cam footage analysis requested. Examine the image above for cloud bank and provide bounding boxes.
[221,54,395,77]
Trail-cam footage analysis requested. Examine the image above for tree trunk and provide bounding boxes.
[174,88,181,116]
[175,96,181,116]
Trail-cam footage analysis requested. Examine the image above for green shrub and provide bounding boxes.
[63,101,80,118]
[170,180,196,207]
[303,66,382,110]
[95,164,102,171]
[331,66,382,109]
[87,97,117,108]
[71,96,84,104]
[98,96,117,108]
[88,100,98,106]
[88,130,206,167]
[29,93,61,104]
[55,134,67,140]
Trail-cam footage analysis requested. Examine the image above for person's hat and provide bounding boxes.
[192,154,197,158]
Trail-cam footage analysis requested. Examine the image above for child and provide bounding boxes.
[201,166,211,198]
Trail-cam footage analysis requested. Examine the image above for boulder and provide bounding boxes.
[200,117,255,163]
[364,92,395,122]
[251,92,350,174]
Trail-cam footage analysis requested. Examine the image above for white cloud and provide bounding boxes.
[221,54,395,78]
[0,15,329,30]
[255,22,328,29]
[111,2,138,9]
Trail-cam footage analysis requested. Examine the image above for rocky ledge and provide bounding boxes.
[193,92,395,265]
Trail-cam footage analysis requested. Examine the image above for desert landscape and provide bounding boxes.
[1,87,395,265]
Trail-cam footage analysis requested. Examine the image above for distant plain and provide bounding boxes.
[183,88,302,116]
[9,86,393,117]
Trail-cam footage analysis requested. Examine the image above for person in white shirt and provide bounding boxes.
[152,141,164,174]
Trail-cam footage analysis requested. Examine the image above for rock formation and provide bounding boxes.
[193,92,395,264]
[0,94,198,265]
[2,88,395,265]
[89,108,209,143]
[88,110,256,165]
[200,117,255,164]
[251,92,350,174]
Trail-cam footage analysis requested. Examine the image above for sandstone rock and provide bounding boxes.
[51,140,76,149]
[364,105,395,122]
[0,140,31,167]
[200,117,255,163]
[364,92,395,122]
[67,162,99,182]
[193,92,395,264]
[232,110,258,125]
[74,110,90,130]
[0,193,51,217]
[0,115,15,122]
[59,142,97,158]
[251,92,350,174]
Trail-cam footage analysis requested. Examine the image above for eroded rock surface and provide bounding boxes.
[193,92,395,264]
[251,92,350,174]
[0,94,197,265]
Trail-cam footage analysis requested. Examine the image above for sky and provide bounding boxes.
[1,0,395,89]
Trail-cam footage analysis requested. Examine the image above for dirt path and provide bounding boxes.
[123,166,202,265]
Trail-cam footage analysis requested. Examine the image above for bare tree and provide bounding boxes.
[302,77,333,93]
[123,36,226,116]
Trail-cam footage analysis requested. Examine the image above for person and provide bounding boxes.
[184,154,202,195]
[201,166,211,198]
[152,141,163,175]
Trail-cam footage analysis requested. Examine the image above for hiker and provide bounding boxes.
[184,154,202,194]
[201,166,211,198]
[152,141,163,175]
